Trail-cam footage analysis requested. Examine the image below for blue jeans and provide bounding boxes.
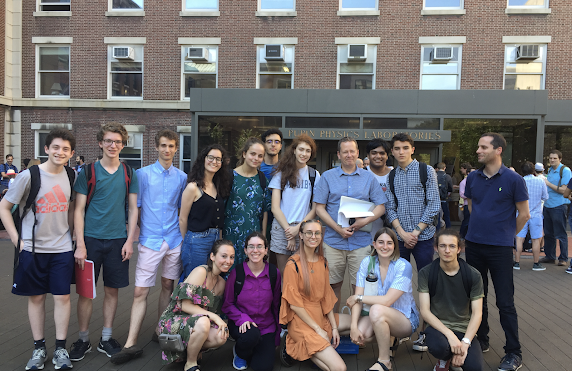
[398,237,434,272]
[441,201,451,228]
[465,241,520,356]
[543,205,568,262]
[180,228,219,282]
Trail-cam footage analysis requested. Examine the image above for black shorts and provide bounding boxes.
[12,250,74,296]
[85,236,129,289]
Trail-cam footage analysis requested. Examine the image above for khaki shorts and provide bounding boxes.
[323,242,372,286]
[135,241,182,287]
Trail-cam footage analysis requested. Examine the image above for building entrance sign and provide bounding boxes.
[283,128,451,142]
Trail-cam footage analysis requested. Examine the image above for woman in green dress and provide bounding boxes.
[224,137,271,269]
[158,239,235,371]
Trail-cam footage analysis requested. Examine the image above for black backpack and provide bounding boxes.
[428,258,473,299]
[234,262,280,317]
[437,172,449,201]
[13,165,75,278]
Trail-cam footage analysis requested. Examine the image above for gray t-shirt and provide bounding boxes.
[418,262,484,333]
[4,168,73,253]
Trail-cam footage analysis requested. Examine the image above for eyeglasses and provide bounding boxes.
[246,244,265,250]
[303,231,322,238]
[266,140,282,145]
[206,155,223,164]
[102,139,124,147]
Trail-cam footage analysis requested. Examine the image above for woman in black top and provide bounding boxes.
[179,144,231,280]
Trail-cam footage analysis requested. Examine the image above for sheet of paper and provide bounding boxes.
[337,196,375,227]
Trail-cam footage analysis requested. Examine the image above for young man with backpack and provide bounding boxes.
[418,229,484,371]
[70,122,139,361]
[0,128,77,370]
[435,163,453,230]
[110,129,187,365]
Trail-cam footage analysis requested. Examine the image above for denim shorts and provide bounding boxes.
[85,236,129,289]
[12,251,74,296]
[269,219,300,256]
[180,228,219,281]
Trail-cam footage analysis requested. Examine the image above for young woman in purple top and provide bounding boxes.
[222,232,281,371]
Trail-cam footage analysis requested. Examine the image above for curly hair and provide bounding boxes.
[274,134,317,190]
[188,144,231,199]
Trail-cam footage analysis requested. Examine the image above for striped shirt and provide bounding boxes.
[356,256,420,330]
[523,174,549,219]
[384,160,441,241]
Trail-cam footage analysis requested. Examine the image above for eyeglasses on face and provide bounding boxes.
[102,139,124,147]
[206,155,223,164]
[266,140,282,145]
[246,244,265,250]
[303,231,322,238]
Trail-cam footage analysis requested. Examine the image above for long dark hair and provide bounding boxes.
[274,134,317,189]
[188,144,231,199]
[207,239,235,272]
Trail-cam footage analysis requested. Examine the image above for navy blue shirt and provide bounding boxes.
[465,165,528,247]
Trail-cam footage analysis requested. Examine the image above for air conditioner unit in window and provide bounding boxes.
[431,47,453,63]
[187,47,208,61]
[113,46,135,60]
[265,45,285,61]
[347,44,367,62]
[516,45,540,61]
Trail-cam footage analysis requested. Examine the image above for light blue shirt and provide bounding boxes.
[356,256,419,330]
[545,163,571,208]
[136,161,188,251]
[523,174,548,218]
[314,167,387,251]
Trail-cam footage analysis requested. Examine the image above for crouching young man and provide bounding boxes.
[418,230,484,371]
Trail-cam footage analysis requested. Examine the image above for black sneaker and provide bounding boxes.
[110,346,143,365]
[498,353,522,371]
[479,339,490,353]
[279,332,295,367]
[97,338,122,357]
[412,332,428,352]
[69,339,92,362]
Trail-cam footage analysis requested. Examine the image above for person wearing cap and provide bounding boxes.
[540,150,570,267]
[0,154,18,188]
[535,163,546,180]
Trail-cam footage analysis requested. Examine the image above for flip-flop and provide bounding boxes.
[185,366,200,371]
[366,360,390,371]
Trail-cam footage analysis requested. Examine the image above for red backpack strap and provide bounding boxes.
[86,163,97,208]
[122,162,132,204]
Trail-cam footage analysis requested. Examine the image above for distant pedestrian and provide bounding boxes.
[458,163,472,239]
[0,154,18,188]
[435,163,453,230]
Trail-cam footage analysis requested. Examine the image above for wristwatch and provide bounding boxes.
[414,225,422,232]
[357,295,363,303]
[461,337,471,346]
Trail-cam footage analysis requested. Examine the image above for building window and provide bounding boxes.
[420,45,462,90]
[507,0,548,8]
[120,133,143,169]
[35,131,50,163]
[180,134,192,174]
[185,0,218,11]
[182,46,217,99]
[424,0,463,9]
[108,45,143,99]
[340,0,377,10]
[112,0,143,9]
[257,45,294,89]
[337,44,376,89]
[260,0,295,11]
[37,46,70,97]
[504,44,546,90]
[39,0,71,11]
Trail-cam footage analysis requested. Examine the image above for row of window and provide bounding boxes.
[38,0,550,14]
[36,43,547,99]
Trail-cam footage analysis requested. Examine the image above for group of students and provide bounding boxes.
[2,124,525,371]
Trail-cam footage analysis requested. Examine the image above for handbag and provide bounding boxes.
[158,334,185,352]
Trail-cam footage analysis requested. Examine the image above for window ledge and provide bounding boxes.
[33,11,72,17]
[180,10,220,17]
[255,11,297,17]
[106,10,145,17]
[505,8,551,15]
[337,10,380,16]
[421,9,466,15]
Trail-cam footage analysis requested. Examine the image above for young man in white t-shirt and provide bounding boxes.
[0,128,76,370]
[366,138,393,240]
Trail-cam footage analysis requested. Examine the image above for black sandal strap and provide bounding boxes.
[366,360,390,371]
[185,366,200,371]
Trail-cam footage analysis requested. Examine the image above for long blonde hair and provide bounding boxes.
[297,219,324,296]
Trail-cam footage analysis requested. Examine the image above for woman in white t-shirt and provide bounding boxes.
[269,134,321,275]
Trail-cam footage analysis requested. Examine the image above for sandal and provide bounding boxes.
[185,366,200,371]
[366,360,390,371]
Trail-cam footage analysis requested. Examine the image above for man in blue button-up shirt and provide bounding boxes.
[314,137,387,311]
[110,130,187,365]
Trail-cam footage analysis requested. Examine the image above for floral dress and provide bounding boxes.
[158,274,223,364]
[223,170,270,269]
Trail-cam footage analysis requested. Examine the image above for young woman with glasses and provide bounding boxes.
[224,137,271,270]
[279,219,352,371]
[269,134,320,276]
[179,144,231,280]
[222,232,281,371]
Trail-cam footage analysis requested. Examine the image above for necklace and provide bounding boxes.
[309,261,315,274]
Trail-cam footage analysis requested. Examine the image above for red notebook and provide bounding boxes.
[75,260,96,299]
